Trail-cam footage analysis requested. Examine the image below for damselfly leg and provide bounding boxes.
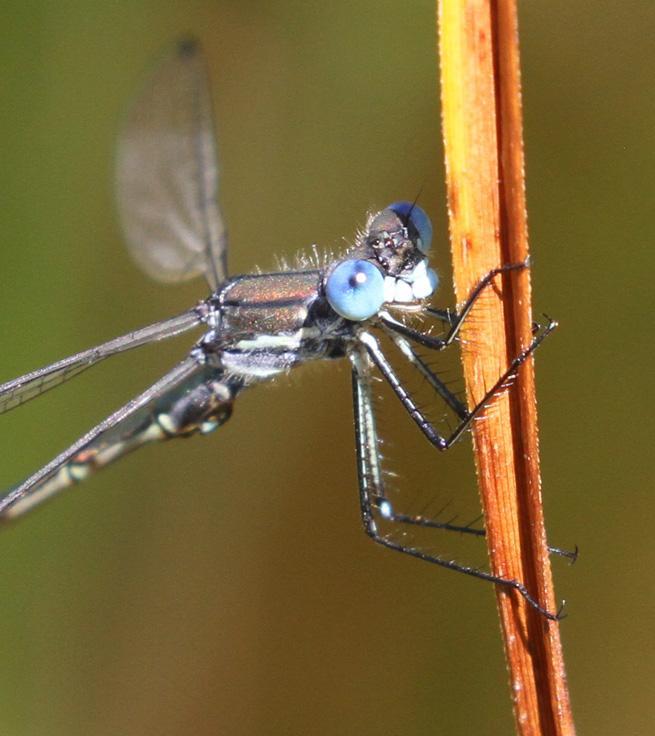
[367,314,557,451]
[375,302,576,564]
[386,512,578,563]
[350,268,564,619]
[378,261,529,351]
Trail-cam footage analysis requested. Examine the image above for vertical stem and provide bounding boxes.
[437,2,575,734]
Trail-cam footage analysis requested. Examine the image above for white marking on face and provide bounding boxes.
[393,279,414,303]
[382,259,438,305]
[404,260,427,284]
[383,276,396,303]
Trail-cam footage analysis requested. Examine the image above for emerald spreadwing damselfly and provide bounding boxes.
[0,39,564,618]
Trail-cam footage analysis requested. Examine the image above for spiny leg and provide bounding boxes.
[379,261,528,351]
[360,316,557,451]
[386,511,577,563]
[382,333,576,563]
[349,347,563,620]
[391,335,469,419]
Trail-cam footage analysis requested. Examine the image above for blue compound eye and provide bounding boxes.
[325,259,385,321]
[388,201,433,254]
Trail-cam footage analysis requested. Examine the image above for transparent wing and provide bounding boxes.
[0,357,203,520]
[0,309,201,416]
[116,38,227,289]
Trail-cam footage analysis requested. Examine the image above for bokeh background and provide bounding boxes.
[1,2,652,734]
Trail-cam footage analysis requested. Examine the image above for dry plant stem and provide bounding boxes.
[437,2,575,735]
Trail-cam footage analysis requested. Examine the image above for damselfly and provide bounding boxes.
[0,39,560,618]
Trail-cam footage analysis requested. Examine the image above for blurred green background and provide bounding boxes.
[0,1,652,734]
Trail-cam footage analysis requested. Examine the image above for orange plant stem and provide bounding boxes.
[437,2,575,734]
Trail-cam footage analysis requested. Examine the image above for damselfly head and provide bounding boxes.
[366,201,432,276]
[324,202,438,322]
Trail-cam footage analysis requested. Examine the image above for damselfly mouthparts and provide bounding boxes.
[0,39,560,618]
